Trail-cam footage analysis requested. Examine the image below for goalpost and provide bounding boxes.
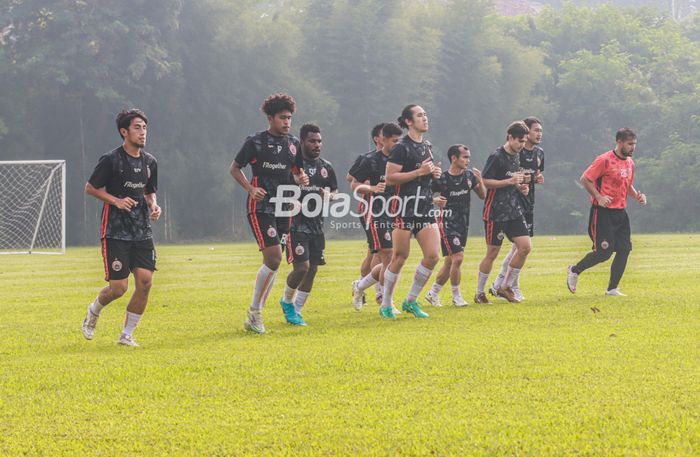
[0,160,66,254]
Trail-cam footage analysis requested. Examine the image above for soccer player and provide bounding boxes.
[281,124,338,325]
[567,128,647,296]
[490,117,544,301]
[230,93,308,334]
[425,145,486,307]
[350,122,403,313]
[381,104,442,319]
[474,121,531,304]
[81,109,161,347]
[348,123,386,307]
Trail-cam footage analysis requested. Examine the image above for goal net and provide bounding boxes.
[0,160,66,254]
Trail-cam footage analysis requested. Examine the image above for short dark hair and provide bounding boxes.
[381,122,403,138]
[116,109,147,139]
[397,104,418,129]
[261,92,296,117]
[447,144,469,162]
[616,128,636,142]
[523,117,542,129]
[300,123,321,140]
[507,121,529,139]
[371,123,386,140]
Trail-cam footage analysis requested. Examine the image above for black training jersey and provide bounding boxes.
[88,146,158,241]
[482,146,525,222]
[291,157,338,235]
[387,135,435,218]
[432,169,478,231]
[348,150,375,216]
[519,145,544,211]
[234,130,302,215]
[350,151,395,219]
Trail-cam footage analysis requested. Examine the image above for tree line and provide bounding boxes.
[1,0,699,244]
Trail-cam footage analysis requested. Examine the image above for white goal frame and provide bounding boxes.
[0,160,66,254]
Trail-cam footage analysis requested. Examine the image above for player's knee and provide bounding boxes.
[451,253,464,266]
[110,282,128,298]
[596,249,613,262]
[518,244,532,257]
[424,253,440,268]
[294,261,309,276]
[136,277,152,292]
[307,264,318,277]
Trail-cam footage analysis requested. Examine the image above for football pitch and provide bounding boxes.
[1,234,698,455]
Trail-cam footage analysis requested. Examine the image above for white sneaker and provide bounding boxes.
[244,310,266,334]
[512,287,525,302]
[118,333,140,347]
[81,305,99,340]
[605,288,626,296]
[351,280,364,311]
[424,290,442,307]
[567,266,578,294]
[391,305,402,315]
[452,295,469,307]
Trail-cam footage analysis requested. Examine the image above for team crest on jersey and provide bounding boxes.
[497,231,505,241]
[267,226,277,238]
[601,239,609,250]
[320,167,328,178]
[112,259,123,272]
[289,144,297,156]
[453,237,461,246]
[384,231,391,241]
[620,168,628,178]
[308,167,316,177]
[295,245,305,256]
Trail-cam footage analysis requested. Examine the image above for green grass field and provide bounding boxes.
[1,234,698,455]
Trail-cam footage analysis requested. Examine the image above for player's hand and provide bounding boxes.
[373,182,386,194]
[510,171,524,185]
[522,172,532,184]
[418,159,433,176]
[431,162,442,179]
[433,196,447,207]
[518,184,529,196]
[249,186,267,202]
[472,167,482,182]
[114,197,138,211]
[596,194,613,207]
[535,171,544,184]
[149,204,162,221]
[636,191,647,205]
[294,170,310,186]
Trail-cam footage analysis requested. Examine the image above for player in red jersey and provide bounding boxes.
[567,128,647,296]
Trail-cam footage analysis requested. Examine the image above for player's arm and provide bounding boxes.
[144,192,162,221]
[629,184,647,205]
[385,160,433,185]
[580,174,612,207]
[229,160,266,202]
[482,174,522,189]
[84,183,137,211]
[471,168,487,200]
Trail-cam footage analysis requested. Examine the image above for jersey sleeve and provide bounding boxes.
[482,154,500,180]
[328,165,338,192]
[290,137,302,174]
[234,138,257,167]
[350,157,371,183]
[431,175,445,195]
[348,155,366,181]
[387,143,407,165]
[583,154,608,182]
[146,157,158,194]
[88,153,113,189]
[469,172,478,190]
[538,149,545,172]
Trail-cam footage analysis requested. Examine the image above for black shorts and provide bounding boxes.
[247,212,290,251]
[588,206,631,253]
[484,218,529,246]
[287,231,326,265]
[394,214,436,236]
[102,238,156,281]
[524,211,534,237]
[364,217,393,252]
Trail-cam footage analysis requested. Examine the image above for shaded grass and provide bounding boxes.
[0,234,698,455]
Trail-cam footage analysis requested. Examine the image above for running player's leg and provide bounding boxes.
[492,243,516,293]
[606,211,631,295]
[568,207,614,293]
[281,231,308,325]
[449,251,466,305]
[502,234,531,295]
[402,223,439,318]
[475,221,503,303]
[120,267,153,345]
[381,228,410,317]
[425,236,451,307]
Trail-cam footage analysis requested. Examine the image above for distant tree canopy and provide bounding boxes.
[1,0,699,243]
